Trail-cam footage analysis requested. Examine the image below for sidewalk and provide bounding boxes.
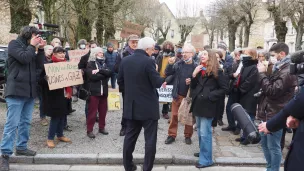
[0,100,292,165]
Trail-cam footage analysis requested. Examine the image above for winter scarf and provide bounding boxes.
[125,46,135,55]
[272,56,291,73]
[201,63,207,77]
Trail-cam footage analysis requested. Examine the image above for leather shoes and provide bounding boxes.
[195,163,214,168]
[99,129,109,135]
[165,136,175,144]
[218,120,224,126]
[194,152,199,157]
[221,126,235,132]
[185,137,192,145]
[233,128,241,135]
[132,164,137,171]
[87,132,95,139]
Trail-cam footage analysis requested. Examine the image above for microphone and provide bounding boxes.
[290,50,304,63]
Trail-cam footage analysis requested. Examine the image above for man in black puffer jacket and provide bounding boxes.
[0,26,46,171]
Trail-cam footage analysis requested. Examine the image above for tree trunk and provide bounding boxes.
[9,0,32,33]
[77,16,91,41]
[228,22,237,52]
[295,19,304,51]
[239,25,243,48]
[244,24,251,47]
[220,29,224,40]
[96,0,105,45]
[274,21,287,42]
[209,29,214,48]
[104,0,116,44]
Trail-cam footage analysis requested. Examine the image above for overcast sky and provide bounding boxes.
[159,0,215,16]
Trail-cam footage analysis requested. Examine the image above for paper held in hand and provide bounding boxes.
[108,89,121,111]
[157,85,173,103]
[44,62,84,90]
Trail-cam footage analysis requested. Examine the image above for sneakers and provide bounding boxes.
[57,136,72,143]
[99,129,109,135]
[40,118,48,126]
[0,155,9,171]
[165,136,175,144]
[64,125,72,132]
[47,140,55,148]
[162,113,169,119]
[218,120,224,126]
[119,127,126,136]
[185,137,192,145]
[15,149,36,156]
[87,132,96,139]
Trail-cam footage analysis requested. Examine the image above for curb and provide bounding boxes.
[7,153,281,166]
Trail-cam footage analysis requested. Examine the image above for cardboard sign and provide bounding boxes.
[157,85,173,103]
[108,89,121,111]
[44,62,84,90]
[68,49,89,63]
[120,21,145,38]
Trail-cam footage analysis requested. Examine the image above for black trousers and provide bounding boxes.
[123,119,158,171]
[217,96,225,121]
[121,92,126,129]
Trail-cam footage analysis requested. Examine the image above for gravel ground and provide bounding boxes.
[0,98,291,159]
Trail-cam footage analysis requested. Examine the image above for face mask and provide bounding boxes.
[240,54,251,60]
[270,56,277,64]
[80,44,86,49]
[184,58,192,63]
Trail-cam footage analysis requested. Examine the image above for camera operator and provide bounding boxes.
[256,43,297,171]
[0,26,46,171]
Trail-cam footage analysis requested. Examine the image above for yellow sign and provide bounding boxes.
[108,89,121,111]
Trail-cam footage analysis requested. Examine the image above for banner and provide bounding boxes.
[120,21,145,38]
[44,62,83,90]
[108,89,121,111]
[68,49,89,63]
[157,85,173,103]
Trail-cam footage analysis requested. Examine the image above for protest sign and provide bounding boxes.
[44,62,83,90]
[120,21,145,38]
[68,49,89,63]
[157,85,173,103]
[108,89,121,111]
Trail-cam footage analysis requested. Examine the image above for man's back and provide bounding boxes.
[118,49,163,121]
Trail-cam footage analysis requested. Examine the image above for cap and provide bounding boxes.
[128,34,140,41]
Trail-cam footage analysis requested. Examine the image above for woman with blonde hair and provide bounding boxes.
[235,48,260,145]
[190,49,229,168]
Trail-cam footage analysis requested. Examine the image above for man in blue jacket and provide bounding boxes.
[105,42,118,89]
[0,26,46,171]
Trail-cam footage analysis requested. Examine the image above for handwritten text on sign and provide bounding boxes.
[157,85,173,103]
[108,89,121,111]
[44,62,84,90]
[68,49,89,63]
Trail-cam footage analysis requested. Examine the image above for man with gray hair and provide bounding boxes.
[118,37,164,171]
[164,43,197,145]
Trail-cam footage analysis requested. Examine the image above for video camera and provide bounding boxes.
[34,22,59,40]
[290,50,304,75]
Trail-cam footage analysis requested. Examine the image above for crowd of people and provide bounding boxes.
[0,25,301,171]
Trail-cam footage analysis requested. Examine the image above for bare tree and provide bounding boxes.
[239,0,260,47]
[215,0,245,52]
[176,0,200,44]
[288,0,304,50]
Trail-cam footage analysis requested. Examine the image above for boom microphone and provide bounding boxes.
[43,23,59,28]
[290,50,304,64]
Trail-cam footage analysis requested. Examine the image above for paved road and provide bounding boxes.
[0,97,292,159]
[9,164,284,171]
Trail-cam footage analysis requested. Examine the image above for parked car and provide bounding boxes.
[0,45,8,103]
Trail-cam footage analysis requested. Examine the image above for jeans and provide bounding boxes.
[196,116,213,166]
[260,130,283,171]
[225,94,237,128]
[1,96,35,155]
[48,116,64,140]
[111,73,117,89]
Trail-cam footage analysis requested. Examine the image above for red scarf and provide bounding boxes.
[51,55,72,98]
[201,63,207,77]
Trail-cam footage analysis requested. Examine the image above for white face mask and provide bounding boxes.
[80,44,86,49]
[270,56,277,64]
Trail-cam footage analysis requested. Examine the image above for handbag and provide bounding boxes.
[178,89,193,126]
[78,83,91,101]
